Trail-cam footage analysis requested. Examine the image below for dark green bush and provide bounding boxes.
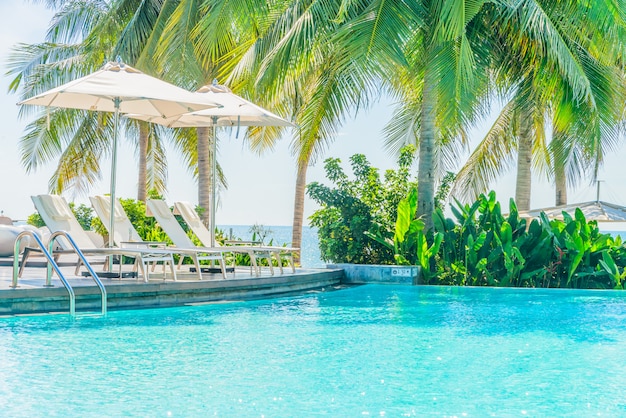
[28,202,93,230]
[308,146,418,264]
[393,190,626,289]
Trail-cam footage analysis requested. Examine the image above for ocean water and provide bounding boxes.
[1,284,626,416]
[219,224,324,268]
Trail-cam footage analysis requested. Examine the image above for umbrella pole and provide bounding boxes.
[108,99,121,271]
[210,118,217,247]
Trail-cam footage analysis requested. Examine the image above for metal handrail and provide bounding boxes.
[12,231,108,317]
[12,231,76,316]
[49,231,107,316]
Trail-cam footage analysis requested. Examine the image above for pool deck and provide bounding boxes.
[0,261,344,316]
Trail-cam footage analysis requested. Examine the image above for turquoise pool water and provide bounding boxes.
[1,285,626,416]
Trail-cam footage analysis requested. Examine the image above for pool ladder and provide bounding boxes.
[12,231,107,317]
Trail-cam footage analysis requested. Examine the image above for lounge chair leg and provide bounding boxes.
[18,248,33,277]
[192,254,203,280]
[74,258,83,276]
[273,251,283,274]
[169,255,177,281]
[131,259,139,280]
[248,251,260,277]
[138,261,148,283]
[220,255,226,279]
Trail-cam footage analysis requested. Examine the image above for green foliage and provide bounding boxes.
[90,198,167,244]
[28,202,93,230]
[27,212,45,228]
[404,191,626,289]
[308,146,418,264]
[69,203,93,230]
[434,172,456,212]
[123,199,163,241]
[377,187,443,281]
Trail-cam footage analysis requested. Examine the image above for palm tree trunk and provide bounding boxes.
[197,127,211,226]
[417,65,437,231]
[554,162,567,206]
[291,159,309,266]
[137,122,149,202]
[552,129,568,206]
[515,111,533,211]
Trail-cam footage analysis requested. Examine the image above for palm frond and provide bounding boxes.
[452,99,518,202]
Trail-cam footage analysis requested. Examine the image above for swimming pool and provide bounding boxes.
[1,284,625,416]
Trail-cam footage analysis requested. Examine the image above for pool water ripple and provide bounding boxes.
[1,285,626,416]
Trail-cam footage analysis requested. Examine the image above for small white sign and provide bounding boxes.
[391,268,412,277]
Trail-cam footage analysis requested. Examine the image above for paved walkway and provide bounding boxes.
[0,260,265,290]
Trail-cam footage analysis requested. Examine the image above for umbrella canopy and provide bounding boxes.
[127,82,295,246]
[128,83,294,128]
[19,61,217,116]
[519,201,626,222]
[19,61,219,254]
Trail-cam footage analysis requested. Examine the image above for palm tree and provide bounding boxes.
[8,0,173,200]
[450,2,625,209]
[18,0,625,256]
[196,0,495,243]
[367,2,496,230]
[151,0,304,238]
[380,0,625,217]
[216,0,388,260]
[125,0,277,225]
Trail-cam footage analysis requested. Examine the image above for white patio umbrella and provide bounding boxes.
[127,82,295,246]
[19,61,220,252]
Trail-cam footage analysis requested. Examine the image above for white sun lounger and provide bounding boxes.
[89,195,228,280]
[89,195,145,243]
[172,200,274,275]
[145,199,233,277]
[29,194,180,282]
[174,201,298,274]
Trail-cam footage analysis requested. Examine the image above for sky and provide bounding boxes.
[1,2,626,227]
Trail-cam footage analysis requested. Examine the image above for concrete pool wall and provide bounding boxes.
[0,268,344,315]
[329,263,420,285]
[0,263,422,316]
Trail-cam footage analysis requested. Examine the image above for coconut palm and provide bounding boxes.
[147,1,305,243]
[450,1,625,209]
[187,0,500,243]
[209,0,390,259]
[8,0,174,200]
[380,0,626,217]
[131,0,270,224]
[17,0,626,251]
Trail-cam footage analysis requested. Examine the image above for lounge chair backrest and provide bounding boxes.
[146,199,195,249]
[31,194,99,249]
[173,201,214,247]
[90,195,143,244]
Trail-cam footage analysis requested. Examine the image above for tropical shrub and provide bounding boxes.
[308,146,418,264]
[90,198,168,243]
[28,202,93,230]
[27,212,45,228]
[366,187,443,280]
[396,191,626,289]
